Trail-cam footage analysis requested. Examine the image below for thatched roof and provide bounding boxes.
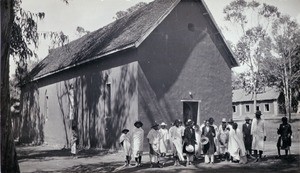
[30,0,238,81]
[232,87,280,103]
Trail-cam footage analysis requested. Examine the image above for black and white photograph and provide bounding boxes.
[1,0,300,172]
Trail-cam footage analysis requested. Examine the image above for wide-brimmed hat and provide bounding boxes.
[221,118,226,123]
[185,144,195,152]
[200,136,209,145]
[245,116,250,120]
[281,116,288,122]
[134,121,143,127]
[151,122,159,128]
[255,111,262,116]
[186,119,193,125]
[160,122,167,126]
[121,129,129,133]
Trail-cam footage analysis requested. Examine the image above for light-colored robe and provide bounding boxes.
[218,125,229,154]
[212,124,219,154]
[159,128,169,153]
[147,129,161,152]
[251,118,266,151]
[169,126,185,161]
[120,133,132,156]
[131,127,144,157]
[194,130,201,155]
[228,128,246,161]
[147,129,161,163]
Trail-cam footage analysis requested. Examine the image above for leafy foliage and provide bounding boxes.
[10,0,70,83]
[76,26,90,38]
[225,0,300,115]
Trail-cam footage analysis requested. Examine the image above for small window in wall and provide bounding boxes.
[264,104,270,112]
[256,106,260,111]
[245,105,250,112]
[232,106,236,113]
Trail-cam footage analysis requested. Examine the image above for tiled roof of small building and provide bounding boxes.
[232,87,280,103]
[29,0,238,81]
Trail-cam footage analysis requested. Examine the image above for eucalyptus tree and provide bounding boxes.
[224,0,280,112]
[1,0,68,172]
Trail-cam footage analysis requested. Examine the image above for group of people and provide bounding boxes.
[117,110,293,168]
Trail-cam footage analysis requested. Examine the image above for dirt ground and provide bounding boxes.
[17,141,300,173]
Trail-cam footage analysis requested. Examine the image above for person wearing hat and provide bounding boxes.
[159,122,169,158]
[226,118,235,162]
[276,116,292,158]
[119,129,131,166]
[202,119,216,164]
[208,118,219,157]
[132,121,144,167]
[251,110,266,162]
[183,119,196,166]
[169,119,185,166]
[147,122,162,168]
[217,118,229,161]
[242,116,253,157]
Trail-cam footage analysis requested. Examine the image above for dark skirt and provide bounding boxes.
[277,136,291,150]
[202,141,216,155]
[244,135,252,150]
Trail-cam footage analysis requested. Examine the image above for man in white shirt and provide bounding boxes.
[251,111,266,162]
[147,122,162,168]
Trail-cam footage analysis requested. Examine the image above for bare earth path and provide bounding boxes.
[18,141,300,173]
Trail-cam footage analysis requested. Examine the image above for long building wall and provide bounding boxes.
[20,0,234,149]
[232,100,278,120]
[20,61,138,149]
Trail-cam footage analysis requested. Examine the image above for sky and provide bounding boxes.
[11,0,300,76]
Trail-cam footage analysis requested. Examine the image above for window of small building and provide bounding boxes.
[256,106,260,111]
[232,106,236,113]
[264,104,270,112]
[245,105,250,112]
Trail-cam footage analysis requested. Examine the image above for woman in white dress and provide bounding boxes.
[131,121,144,167]
[119,129,132,166]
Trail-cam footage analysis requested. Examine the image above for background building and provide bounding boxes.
[20,0,238,149]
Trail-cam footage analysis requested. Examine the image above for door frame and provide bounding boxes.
[180,100,201,125]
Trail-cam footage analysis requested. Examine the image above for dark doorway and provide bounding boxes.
[182,101,200,125]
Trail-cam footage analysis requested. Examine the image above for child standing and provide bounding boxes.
[71,124,78,158]
[119,129,132,166]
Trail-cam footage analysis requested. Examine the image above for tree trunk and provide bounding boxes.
[283,57,290,121]
[1,0,20,172]
[253,90,257,113]
[288,51,292,122]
